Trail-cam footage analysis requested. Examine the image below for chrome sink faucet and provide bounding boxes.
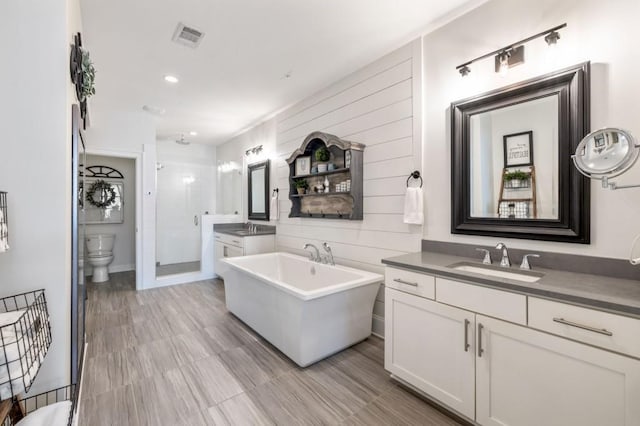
[303,243,320,262]
[322,242,335,266]
[475,248,492,265]
[495,242,511,267]
[246,221,256,233]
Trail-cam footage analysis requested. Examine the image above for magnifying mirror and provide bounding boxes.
[572,128,640,189]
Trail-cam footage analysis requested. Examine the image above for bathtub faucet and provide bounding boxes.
[322,242,335,266]
[303,243,321,262]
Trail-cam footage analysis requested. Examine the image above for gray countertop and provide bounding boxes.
[213,223,276,237]
[382,251,640,318]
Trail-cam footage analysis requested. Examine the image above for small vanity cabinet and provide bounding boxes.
[384,266,640,425]
[286,131,364,220]
[214,232,275,279]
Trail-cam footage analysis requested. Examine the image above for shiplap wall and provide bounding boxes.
[272,39,423,336]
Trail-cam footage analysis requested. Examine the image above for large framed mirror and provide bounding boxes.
[451,63,590,243]
[248,159,270,220]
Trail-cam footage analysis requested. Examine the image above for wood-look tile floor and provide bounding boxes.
[79,272,463,426]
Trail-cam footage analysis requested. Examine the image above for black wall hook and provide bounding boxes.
[406,170,423,188]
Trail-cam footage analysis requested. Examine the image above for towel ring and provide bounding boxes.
[406,171,423,188]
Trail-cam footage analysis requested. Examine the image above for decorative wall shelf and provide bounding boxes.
[286,131,364,220]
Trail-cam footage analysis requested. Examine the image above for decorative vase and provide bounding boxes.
[317,163,328,173]
[311,165,318,174]
[328,163,336,171]
[297,188,306,195]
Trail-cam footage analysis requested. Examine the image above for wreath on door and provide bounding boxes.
[86,180,116,209]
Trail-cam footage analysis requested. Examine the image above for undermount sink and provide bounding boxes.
[232,230,256,236]
[448,262,543,283]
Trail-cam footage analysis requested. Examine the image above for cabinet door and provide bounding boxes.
[214,242,244,279]
[385,288,475,419]
[476,315,640,426]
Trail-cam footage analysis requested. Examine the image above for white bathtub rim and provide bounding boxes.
[222,252,382,301]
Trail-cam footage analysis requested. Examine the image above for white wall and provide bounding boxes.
[423,0,640,258]
[219,40,424,336]
[0,0,83,393]
[83,107,157,288]
[85,155,136,272]
[217,119,278,221]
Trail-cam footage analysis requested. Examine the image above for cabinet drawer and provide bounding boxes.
[214,232,243,248]
[436,278,526,325]
[385,267,435,299]
[528,297,640,359]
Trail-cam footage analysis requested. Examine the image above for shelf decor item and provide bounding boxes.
[295,156,311,176]
[85,179,116,209]
[293,178,309,195]
[315,146,330,172]
[503,131,533,167]
[503,170,531,188]
[286,131,365,220]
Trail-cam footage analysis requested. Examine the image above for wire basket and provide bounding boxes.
[0,192,8,253]
[0,290,51,402]
[1,385,75,426]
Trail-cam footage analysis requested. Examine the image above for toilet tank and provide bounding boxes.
[85,233,115,255]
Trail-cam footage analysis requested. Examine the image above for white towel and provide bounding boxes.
[403,187,424,225]
[16,401,72,426]
[269,192,279,221]
[0,209,8,252]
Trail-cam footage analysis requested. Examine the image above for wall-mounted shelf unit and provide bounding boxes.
[286,131,364,220]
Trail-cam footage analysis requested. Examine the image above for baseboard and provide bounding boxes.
[84,263,135,276]
[390,375,474,426]
[372,314,385,338]
[109,263,135,273]
[150,271,216,288]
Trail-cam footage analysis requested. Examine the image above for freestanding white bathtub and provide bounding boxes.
[222,252,383,367]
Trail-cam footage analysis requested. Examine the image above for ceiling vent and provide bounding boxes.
[172,23,204,48]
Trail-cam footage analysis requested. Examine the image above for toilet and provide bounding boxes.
[85,234,115,283]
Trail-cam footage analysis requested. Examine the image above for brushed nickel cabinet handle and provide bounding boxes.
[393,278,418,287]
[552,317,613,336]
[464,319,470,352]
[477,323,484,357]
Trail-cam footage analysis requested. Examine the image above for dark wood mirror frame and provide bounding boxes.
[248,159,270,221]
[451,62,590,243]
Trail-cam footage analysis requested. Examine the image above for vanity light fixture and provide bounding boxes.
[497,50,512,76]
[544,30,560,46]
[245,145,263,157]
[456,23,566,77]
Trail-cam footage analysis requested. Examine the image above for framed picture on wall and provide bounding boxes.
[503,131,533,167]
[295,156,311,176]
[344,150,351,168]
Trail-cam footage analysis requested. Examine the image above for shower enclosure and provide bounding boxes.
[155,155,215,277]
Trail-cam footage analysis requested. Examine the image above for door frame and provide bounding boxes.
[84,148,142,290]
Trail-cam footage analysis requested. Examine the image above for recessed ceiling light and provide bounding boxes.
[189,131,198,136]
[164,75,179,84]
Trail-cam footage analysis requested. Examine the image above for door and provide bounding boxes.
[385,288,475,419]
[476,315,640,426]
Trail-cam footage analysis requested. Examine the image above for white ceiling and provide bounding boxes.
[81,0,484,145]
